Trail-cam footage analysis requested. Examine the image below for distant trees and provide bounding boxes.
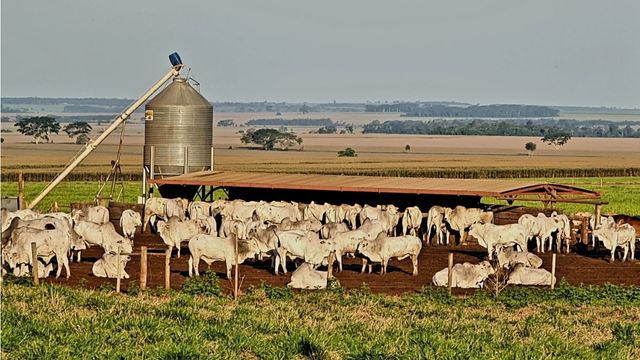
[240,128,303,150]
[405,144,411,152]
[361,118,640,138]
[63,121,92,144]
[246,118,333,127]
[525,142,537,156]
[346,125,354,134]
[14,116,60,144]
[217,119,235,127]
[300,104,311,114]
[542,132,572,149]
[317,125,337,134]
[337,147,357,157]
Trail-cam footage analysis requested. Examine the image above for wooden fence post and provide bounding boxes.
[164,248,171,290]
[31,242,39,285]
[116,250,122,293]
[18,172,25,209]
[140,246,148,291]
[551,253,557,290]
[234,235,239,300]
[327,252,335,280]
[581,218,589,245]
[447,252,453,295]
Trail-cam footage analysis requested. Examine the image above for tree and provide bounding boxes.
[525,142,537,156]
[299,103,311,114]
[14,116,60,144]
[63,121,92,143]
[346,125,354,134]
[337,147,357,157]
[240,128,303,150]
[317,125,337,134]
[405,144,411,152]
[541,132,572,149]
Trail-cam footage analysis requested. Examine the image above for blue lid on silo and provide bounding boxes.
[169,52,182,66]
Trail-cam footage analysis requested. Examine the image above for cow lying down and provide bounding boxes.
[92,253,131,279]
[432,261,494,288]
[287,263,327,290]
[508,264,555,286]
[496,248,543,269]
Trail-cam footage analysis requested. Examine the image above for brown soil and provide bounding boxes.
[42,232,640,296]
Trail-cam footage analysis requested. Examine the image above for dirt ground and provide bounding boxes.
[41,231,640,296]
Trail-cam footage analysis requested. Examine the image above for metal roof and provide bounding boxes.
[147,78,211,107]
[149,171,602,203]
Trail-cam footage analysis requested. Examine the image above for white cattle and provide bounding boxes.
[356,233,422,275]
[166,198,188,221]
[496,247,543,269]
[187,201,211,220]
[143,197,168,232]
[277,217,322,232]
[331,229,369,272]
[220,200,261,221]
[345,204,362,230]
[326,204,350,224]
[444,206,493,245]
[303,201,332,222]
[247,225,281,268]
[5,227,71,278]
[320,222,350,239]
[425,206,450,245]
[255,202,302,223]
[402,206,422,237]
[357,218,386,240]
[219,219,248,240]
[74,220,133,255]
[120,209,142,240]
[287,263,327,289]
[593,220,636,262]
[508,264,555,286]
[359,204,400,235]
[200,216,218,236]
[188,234,260,278]
[156,216,207,257]
[552,213,572,254]
[468,223,527,260]
[432,261,494,288]
[92,253,131,279]
[274,230,332,274]
[2,209,40,235]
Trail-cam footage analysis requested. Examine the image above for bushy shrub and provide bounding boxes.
[261,282,293,300]
[337,147,357,157]
[182,271,222,296]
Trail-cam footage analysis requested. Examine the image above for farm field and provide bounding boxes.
[1,177,638,215]
[2,121,640,181]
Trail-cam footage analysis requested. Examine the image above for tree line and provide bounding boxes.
[245,118,334,126]
[365,104,560,118]
[362,119,640,138]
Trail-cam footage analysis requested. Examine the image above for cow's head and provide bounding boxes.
[156,220,168,236]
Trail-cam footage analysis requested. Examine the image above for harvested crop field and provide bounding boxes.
[42,232,640,296]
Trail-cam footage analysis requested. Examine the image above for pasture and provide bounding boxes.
[2,279,640,359]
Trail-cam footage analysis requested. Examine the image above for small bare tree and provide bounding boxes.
[484,251,510,298]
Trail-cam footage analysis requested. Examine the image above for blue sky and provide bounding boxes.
[2,0,638,107]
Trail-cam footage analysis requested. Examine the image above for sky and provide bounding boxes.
[1,0,639,107]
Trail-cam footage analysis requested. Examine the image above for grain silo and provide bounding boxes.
[143,77,213,181]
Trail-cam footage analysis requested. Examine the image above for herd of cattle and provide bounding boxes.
[1,197,638,289]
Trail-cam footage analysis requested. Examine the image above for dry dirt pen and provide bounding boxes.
[40,231,640,296]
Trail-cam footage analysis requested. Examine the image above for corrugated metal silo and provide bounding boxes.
[143,77,213,178]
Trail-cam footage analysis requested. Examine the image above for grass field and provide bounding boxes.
[2,279,640,359]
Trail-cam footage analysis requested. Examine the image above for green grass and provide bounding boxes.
[2,282,640,359]
[1,177,638,215]
[0,181,141,212]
